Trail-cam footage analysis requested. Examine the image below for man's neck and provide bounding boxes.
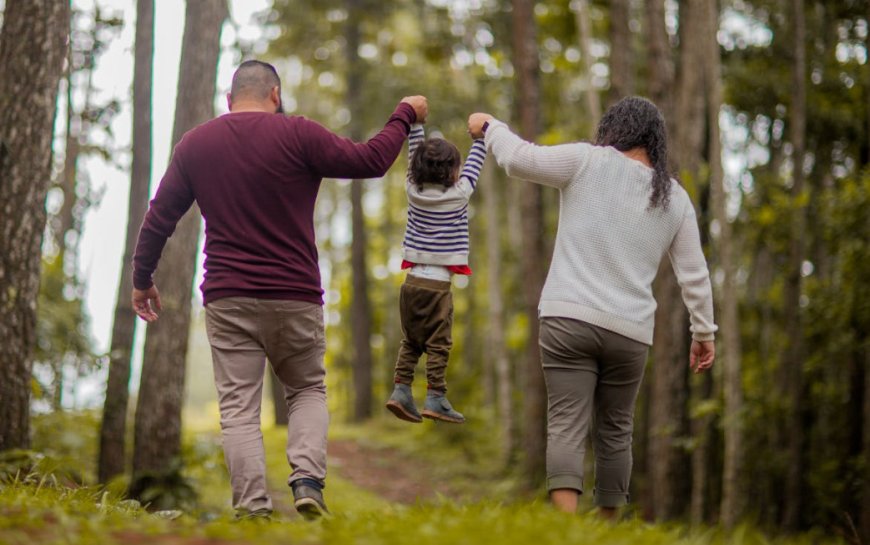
[229,101,274,114]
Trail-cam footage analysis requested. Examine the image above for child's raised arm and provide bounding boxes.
[406,124,425,186]
[458,138,487,193]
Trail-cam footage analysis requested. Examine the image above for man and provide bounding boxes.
[131,59,427,519]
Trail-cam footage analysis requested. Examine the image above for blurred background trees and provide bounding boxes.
[0,0,867,539]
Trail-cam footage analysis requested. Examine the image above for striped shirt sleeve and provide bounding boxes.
[406,124,425,186]
[459,138,487,191]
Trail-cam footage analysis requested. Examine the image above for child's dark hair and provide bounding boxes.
[410,138,461,192]
[595,96,673,210]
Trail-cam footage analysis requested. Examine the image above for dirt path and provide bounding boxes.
[327,439,453,504]
[265,436,456,519]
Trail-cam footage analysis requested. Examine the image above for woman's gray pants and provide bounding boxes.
[540,316,649,508]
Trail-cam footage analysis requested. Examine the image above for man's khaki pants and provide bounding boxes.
[205,297,328,514]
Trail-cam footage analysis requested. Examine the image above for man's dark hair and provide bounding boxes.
[230,60,282,105]
[410,138,461,192]
[595,96,673,210]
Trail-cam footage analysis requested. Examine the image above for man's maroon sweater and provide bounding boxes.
[132,103,416,305]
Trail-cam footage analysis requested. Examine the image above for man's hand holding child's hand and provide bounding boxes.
[401,96,429,124]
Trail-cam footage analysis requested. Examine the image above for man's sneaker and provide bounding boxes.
[422,392,465,424]
[292,480,329,520]
[385,383,423,423]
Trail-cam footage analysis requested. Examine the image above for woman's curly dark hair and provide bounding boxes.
[595,96,673,210]
[410,138,461,192]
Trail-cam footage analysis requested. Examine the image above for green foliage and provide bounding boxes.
[33,257,102,409]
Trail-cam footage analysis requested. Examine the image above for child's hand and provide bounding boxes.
[401,96,428,123]
[468,113,493,139]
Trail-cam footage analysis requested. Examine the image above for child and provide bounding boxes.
[385,122,486,424]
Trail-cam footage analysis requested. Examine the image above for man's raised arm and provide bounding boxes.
[303,96,428,180]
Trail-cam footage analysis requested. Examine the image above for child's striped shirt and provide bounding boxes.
[401,124,486,267]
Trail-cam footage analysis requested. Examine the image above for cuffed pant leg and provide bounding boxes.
[592,333,648,508]
[540,318,600,495]
[205,299,272,513]
[543,367,596,493]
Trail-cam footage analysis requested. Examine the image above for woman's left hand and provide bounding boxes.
[689,340,715,373]
[468,113,493,139]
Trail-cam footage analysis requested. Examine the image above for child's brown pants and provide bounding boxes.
[393,274,454,391]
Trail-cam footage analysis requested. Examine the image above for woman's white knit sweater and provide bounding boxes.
[484,120,717,345]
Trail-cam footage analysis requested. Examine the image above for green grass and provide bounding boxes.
[0,479,842,545]
[0,412,845,545]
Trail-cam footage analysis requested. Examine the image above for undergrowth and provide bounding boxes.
[0,412,845,545]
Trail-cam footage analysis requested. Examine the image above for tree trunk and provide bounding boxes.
[483,160,513,463]
[648,272,687,520]
[862,347,870,543]
[99,0,154,484]
[607,0,633,106]
[0,0,70,452]
[511,0,547,488]
[863,9,870,537]
[572,0,601,133]
[645,0,673,117]
[640,0,674,513]
[705,0,743,529]
[647,0,704,522]
[132,0,227,477]
[55,63,80,259]
[346,0,373,422]
[269,367,289,426]
[782,0,807,530]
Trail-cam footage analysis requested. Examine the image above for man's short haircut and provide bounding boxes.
[230,60,281,101]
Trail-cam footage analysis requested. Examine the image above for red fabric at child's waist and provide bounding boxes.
[401,260,472,276]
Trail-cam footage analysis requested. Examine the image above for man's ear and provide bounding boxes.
[270,86,281,109]
[226,93,233,112]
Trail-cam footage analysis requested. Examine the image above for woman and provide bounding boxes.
[467,97,716,518]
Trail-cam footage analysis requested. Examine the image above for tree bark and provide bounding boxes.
[511,0,547,488]
[648,274,688,520]
[705,0,744,529]
[132,0,227,477]
[99,0,154,484]
[648,0,705,521]
[862,347,870,543]
[863,8,870,537]
[0,0,70,452]
[607,0,633,106]
[55,62,81,260]
[483,159,513,463]
[782,0,807,530]
[269,367,289,426]
[346,0,373,422]
[572,0,601,134]
[645,0,673,117]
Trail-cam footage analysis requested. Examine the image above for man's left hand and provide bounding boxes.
[133,285,162,322]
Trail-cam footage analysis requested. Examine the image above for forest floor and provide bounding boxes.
[0,413,846,545]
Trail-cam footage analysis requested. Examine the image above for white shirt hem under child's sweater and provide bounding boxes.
[484,119,717,346]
